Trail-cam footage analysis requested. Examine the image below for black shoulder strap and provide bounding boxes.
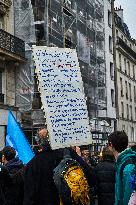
[63,148,71,159]
[120,157,136,179]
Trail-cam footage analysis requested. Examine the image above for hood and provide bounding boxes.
[116,148,136,166]
[6,157,24,171]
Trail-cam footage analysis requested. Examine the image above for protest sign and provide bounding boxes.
[32,46,92,149]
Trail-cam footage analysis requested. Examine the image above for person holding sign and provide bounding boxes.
[23,128,96,205]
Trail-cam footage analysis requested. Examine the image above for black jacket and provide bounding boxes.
[0,164,13,205]
[23,148,96,205]
[94,158,116,205]
[4,158,24,205]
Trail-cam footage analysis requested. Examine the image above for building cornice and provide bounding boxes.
[117,68,136,83]
[119,117,136,124]
[116,37,136,61]
[0,103,18,111]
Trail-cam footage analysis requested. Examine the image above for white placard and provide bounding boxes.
[32,46,92,150]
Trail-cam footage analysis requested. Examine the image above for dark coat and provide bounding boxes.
[0,164,13,205]
[23,148,96,205]
[4,158,24,205]
[94,158,116,205]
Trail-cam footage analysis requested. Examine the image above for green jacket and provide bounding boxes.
[115,148,136,205]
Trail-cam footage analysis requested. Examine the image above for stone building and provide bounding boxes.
[0,0,25,149]
[114,7,136,143]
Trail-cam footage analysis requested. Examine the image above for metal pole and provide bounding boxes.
[45,0,49,46]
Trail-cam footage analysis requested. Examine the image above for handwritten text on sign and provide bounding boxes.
[33,47,91,149]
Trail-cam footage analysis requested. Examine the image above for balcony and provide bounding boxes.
[0,0,12,7]
[0,0,12,14]
[116,37,136,60]
[0,29,26,62]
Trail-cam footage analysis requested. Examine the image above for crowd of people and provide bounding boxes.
[0,127,136,205]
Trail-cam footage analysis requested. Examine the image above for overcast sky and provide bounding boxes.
[114,0,136,39]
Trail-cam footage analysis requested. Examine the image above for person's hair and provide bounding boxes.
[108,131,128,153]
[2,146,16,161]
[102,146,115,161]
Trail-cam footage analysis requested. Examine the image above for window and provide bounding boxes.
[131,127,134,142]
[121,35,123,39]
[134,86,136,102]
[111,89,115,107]
[125,81,128,99]
[130,44,132,48]
[133,65,135,80]
[0,71,2,93]
[108,10,112,27]
[127,61,130,76]
[130,105,133,120]
[120,77,123,97]
[116,29,118,37]
[110,62,114,80]
[124,58,127,74]
[0,71,4,103]
[21,0,29,9]
[135,107,136,120]
[109,36,112,53]
[122,125,125,131]
[127,104,129,119]
[125,39,127,44]
[119,53,122,70]
[121,101,124,118]
[129,83,132,101]
[0,14,4,30]
[98,88,105,101]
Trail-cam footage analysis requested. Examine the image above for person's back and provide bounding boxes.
[108,131,136,205]
[23,148,65,205]
[115,148,136,205]
[95,147,116,205]
[23,145,96,205]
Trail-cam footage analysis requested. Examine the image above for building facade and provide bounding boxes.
[103,0,116,130]
[115,7,136,143]
[0,0,25,149]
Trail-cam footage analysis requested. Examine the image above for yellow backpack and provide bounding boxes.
[53,150,90,205]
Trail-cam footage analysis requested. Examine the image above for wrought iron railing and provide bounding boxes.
[0,29,25,59]
[0,0,12,7]
[117,37,136,60]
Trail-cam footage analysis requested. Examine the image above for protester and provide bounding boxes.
[23,127,96,205]
[108,131,136,205]
[0,164,12,205]
[94,146,116,205]
[2,146,25,205]
[81,149,91,166]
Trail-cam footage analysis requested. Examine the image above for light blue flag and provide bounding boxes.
[6,111,35,164]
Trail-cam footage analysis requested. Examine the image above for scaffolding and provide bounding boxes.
[31,0,106,121]
[13,0,106,146]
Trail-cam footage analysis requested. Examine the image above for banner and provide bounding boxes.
[6,111,35,164]
[33,46,92,150]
